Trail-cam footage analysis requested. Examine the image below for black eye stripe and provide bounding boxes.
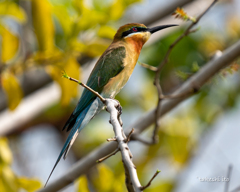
[122,27,147,38]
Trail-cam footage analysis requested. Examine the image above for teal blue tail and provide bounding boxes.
[44,101,94,187]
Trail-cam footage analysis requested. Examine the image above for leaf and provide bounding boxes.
[84,40,109,57]
[163,117,196,165]
[76,175,89,192]
[0,138,12,165]
[31,0,55,52]
[0,25,19,63]
[2,72,23,110]
[97,25,116,39]
[0,1,27,23]
[110,0,124,20]
[146,180,174,192]
[93,164,114,191]
[52,5,72,37]
[191,61,200,72]
[47,57,80,106]
[0,166,18,192]
[172,7,196,22]
[175,69,189,80]
[18,177,42,192]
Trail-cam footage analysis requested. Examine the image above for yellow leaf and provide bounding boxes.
[110,0,124,20]
[2,72,23,110]
[162,116,196,165]
[0,138,12,165]
[0,25,19,63]
[52,5,72,36]
[47,57,80,106]
[84,40,109,57]
[146,180,174,192]
[97,25,116,39]
[93,164,114,191]
[0,166,18,192]
[31,0,55,52]
[76,175,89,192]
[0,1,27,23]
[18,177,42,192]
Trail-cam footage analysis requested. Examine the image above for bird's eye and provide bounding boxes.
[132,27,138,32]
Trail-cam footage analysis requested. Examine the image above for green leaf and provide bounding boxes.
[175,69,189,80]
[191,61,200,72]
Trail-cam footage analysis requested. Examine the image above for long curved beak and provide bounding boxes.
[147,25,178,34]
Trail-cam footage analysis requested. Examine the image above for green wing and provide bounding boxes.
[63,46,126,131]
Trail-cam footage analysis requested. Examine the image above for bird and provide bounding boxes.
[45,23,177,186]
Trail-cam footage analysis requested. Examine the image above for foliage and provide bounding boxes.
[0,137,42,192]
[172,7,196,22]
[0,0,141,110]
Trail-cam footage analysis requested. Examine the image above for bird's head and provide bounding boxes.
[113,23,177,47]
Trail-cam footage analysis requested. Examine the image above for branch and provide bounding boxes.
[62,71,106,103]
[61,74,143,191]
[224,165,232,192]
[152,0,218,143]
[38,39,240,192]
[104,99,142,191]
[140,170,160,190]
[96,147,119,163]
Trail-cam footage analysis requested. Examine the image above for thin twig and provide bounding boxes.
[152,0,218,143]
[160,88,198,99]
[38,39,240,192]
[107,137,117,142]
[131,135,155,145]
[125,128,134,143]
[96,148,120,163]
[62,71,106,103]
[138,61,158,72]
[140,170,161,190]
[224,164,232,192]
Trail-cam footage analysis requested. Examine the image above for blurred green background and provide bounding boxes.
[0,0,240,191]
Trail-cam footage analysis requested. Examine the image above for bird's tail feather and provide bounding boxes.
[44,102,93,187]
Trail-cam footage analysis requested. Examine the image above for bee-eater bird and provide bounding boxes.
[45,23,177,186]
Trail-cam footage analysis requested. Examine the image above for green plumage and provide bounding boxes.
[63,46,126,132]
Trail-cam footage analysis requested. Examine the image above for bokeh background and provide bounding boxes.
[0,0,240,191]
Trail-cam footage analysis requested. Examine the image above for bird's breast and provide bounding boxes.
[102,43,140,98]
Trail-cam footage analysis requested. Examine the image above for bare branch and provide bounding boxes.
[138,61,158,72]
[96,148,119,163]
[105,99,142,191]
[62,71,106,103]
[224,164,232,192]
[140,170,161,190]
[38,38,240,192]
[125,128,134,143]
[106,137,117,142]
[131,135,155,145]
[152,0,218,142]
